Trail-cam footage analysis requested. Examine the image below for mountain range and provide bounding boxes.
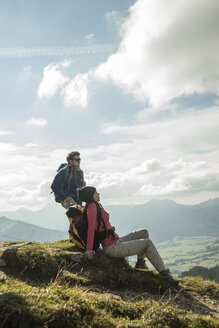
[0,216,68,243]
[106,198,219,243]
[0,202,69,231]
[0,198,218,244]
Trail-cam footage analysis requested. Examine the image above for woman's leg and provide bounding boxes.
[119,229,149,264]
[104,238,165,273]
[120,229,149,242]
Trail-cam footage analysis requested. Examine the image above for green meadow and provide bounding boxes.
[157,235,219,274]
[128,235,219,274]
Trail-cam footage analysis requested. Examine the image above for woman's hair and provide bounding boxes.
[66,151,80,163]
[77,186,96,203]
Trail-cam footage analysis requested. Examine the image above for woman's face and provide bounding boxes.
[93,191,100,203]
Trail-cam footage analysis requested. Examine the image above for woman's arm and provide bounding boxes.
[86,203,97,251]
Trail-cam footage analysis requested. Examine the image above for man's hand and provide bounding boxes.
[85,250,95,260]
[82,181,86,187]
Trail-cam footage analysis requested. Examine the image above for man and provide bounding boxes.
[51,151,86,209]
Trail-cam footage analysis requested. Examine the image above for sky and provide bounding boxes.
[0,0,219,211]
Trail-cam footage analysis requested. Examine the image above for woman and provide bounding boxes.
[77,186,178,287]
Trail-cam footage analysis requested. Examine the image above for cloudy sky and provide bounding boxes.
[0,0,219,211]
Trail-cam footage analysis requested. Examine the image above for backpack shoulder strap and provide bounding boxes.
[63,165,70,176]
[60,165,70,189]
[95,203,107,231]
[57,163,67,172]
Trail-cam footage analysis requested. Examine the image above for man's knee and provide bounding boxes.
[61,201,68,209]
[142,229,149,238]
[62,198,77,209]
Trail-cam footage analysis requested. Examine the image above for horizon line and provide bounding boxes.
[0,197,218,212]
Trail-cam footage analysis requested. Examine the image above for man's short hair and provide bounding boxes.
[66,151,80,163]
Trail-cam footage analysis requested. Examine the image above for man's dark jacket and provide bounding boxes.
[51,165,84,204]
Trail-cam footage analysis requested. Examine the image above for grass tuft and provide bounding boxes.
[179,276,219,298]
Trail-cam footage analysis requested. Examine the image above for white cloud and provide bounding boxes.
[0,123,218,211]
[84,158,219,205]
[79,105,219,204]
[59,59,72,68]
[0,130,12,136]
[35,1,219,110]
[38,59,91,108]
[0,45,116,58]
[85,34,94,40]
[105,10,127,39]
[106,10,122,29]
[38,62,69,99]
[6,180,52,203]
[26,118,47,127]
[0,141,71,210]
[94,0,219,108]
[61,73,89,108]
[99,106,219,158]
[23,65,32,76]
[106,10,118,19]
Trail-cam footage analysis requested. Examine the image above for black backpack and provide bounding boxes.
[53,163,70,203]
[66,203,115,251]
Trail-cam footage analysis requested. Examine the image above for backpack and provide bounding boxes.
[53,163,70,203]
[66,203,115,251]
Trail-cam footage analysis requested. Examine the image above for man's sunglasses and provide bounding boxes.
[73,158,81,162]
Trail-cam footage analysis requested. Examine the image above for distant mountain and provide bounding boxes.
[0,202,67,231]
[0,198,218,243]
[0,216,68,243]
[105,198,219,243]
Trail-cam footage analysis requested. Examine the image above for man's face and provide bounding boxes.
[69,156,81,167]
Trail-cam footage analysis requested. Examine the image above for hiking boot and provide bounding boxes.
[159,269,179,287]
[135,259,148,269]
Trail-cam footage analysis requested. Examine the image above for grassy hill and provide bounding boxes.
[0,240,218,327]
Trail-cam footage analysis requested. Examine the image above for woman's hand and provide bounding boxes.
[85,250,95,260]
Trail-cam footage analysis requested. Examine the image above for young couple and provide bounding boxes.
[51,151,178,287]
